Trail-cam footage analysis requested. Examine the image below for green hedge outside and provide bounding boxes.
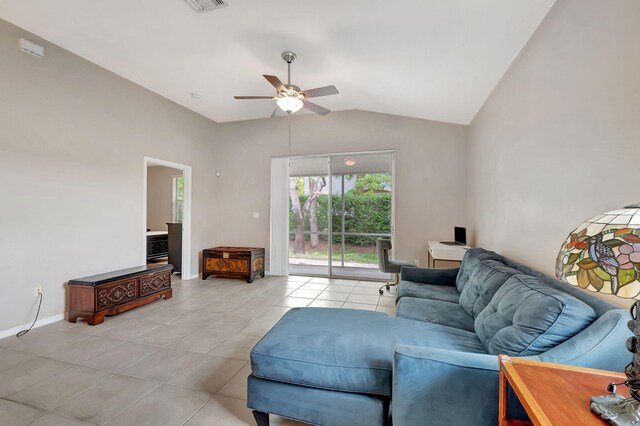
[289,193,391,246]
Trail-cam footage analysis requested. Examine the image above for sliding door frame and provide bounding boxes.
[281,150,395,280]
[327,156,333,277]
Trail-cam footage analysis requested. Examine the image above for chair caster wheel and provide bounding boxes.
[379,289,384,295]
[385,285,391,290]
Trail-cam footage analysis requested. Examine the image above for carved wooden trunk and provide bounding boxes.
[202,247,265,283]
[68,264,173,325]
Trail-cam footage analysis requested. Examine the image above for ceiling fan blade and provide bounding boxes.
[263,75,285,92]
[303,100,330,116]
[234,96,274,100]
[301,85,339,99]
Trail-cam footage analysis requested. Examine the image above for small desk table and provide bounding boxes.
[427,241,470,268]
[498,355,628,426]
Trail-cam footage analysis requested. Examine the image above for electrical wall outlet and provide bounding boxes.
[33,286,42,297]
[414,259,420,266]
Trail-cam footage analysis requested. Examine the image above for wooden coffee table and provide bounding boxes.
[498,355,629,425]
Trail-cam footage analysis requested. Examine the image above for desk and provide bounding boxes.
[498,355,627,426]
[427,241,470,268]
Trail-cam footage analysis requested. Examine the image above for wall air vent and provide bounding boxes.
[183,0,227,13]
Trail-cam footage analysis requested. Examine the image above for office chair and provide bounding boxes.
[376,238,416,295]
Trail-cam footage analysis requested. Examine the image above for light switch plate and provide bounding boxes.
[253,212,259,219]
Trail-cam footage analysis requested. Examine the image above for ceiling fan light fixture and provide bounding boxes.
[235,51,337,117]
[344,157,357,167]
[276,96,304,113]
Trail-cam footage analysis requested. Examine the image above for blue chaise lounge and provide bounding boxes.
[247,248,631,425]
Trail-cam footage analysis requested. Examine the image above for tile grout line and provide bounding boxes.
[94,380,164,426]
[178,393,213,426]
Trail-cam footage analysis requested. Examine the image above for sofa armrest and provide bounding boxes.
[392,346,500,426]
[400,266,459,286]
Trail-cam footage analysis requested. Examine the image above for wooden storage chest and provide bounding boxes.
[202,247,265,283]
[68,264,173,325]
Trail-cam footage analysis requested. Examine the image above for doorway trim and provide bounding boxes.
[143,156,193,279]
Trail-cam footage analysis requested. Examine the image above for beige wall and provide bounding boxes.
[147,166,182,231]
[214,110,468,268]
[0,18,218,332]
[0,17,467,333]
[467,0,640,306]
[9,0,635,331]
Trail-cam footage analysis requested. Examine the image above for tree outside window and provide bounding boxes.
[172,175,184,223]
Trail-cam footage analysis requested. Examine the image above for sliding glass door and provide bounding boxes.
[288,156,331,277]
[288,152,393,280]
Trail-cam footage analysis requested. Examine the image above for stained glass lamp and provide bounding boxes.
[557,203,640,421]
[557,203,640,297]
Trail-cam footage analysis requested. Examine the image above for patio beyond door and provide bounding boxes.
[288,152,393,280]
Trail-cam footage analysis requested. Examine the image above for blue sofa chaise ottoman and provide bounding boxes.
[248,248,631,426]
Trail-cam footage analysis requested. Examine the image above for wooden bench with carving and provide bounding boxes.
[67,264,173,325]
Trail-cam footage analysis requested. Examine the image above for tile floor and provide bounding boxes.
[0,275,395,426]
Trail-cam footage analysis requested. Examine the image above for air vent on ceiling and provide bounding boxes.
[183,0,227,13]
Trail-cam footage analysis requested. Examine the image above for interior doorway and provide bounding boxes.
[143,157,193,279]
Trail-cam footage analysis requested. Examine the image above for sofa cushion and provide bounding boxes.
[455,249,502,292]
[397,281,460,303]
[251,307,486,397]
[459,260,520,318]
[474,275,596,356]
[396,298,475,332]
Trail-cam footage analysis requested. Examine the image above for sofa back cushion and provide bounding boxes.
[474,274,596,356]
[459,260,520,318]
[455,249,501,292]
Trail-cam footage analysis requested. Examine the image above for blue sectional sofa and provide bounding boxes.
[248,248,631,426]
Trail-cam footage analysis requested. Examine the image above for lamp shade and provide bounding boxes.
[556,203,640,298]
[276,96,303,113]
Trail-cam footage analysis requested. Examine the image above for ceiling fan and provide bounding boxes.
[234,51,339,117]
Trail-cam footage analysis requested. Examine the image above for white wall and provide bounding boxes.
[213,110,468,267]
[147,166,182,231]
[467,0,640,305]
[0,19,218,332]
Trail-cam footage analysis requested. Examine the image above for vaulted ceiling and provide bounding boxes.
[0,0,555,123]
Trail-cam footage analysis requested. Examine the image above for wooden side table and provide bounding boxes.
[498,355,628,425]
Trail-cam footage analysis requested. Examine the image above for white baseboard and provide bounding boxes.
[0,313,65,340]
[182,273,200,280]
[265,271,291,277]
